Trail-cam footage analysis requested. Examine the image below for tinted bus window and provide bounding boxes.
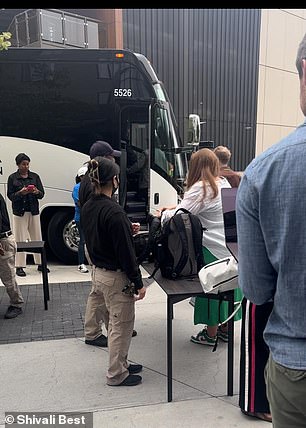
[0,59,154,154]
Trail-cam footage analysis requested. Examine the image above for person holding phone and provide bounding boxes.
[7,153,49,277]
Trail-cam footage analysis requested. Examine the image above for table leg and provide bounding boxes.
[167,296,173,402]
[227,291,234,396]
[41,248,50,310]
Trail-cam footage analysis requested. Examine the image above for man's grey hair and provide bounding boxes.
[296,33,306,78]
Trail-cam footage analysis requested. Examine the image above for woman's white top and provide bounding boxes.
[161,177,231,260]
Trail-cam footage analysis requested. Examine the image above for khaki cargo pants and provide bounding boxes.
[0,234,24,307]
[90,266,135,385]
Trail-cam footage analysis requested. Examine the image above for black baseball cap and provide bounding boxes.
[89,141,121,159]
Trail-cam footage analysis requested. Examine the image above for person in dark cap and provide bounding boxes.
[79,141,121,207]
[81,157,146,387]
[7,153,49,277]
[89,140,122,160]
[80,141,138,348]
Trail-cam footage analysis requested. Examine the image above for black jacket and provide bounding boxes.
[81,193,144,291]
[7,170,45,216]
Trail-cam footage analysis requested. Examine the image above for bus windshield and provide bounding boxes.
[151,99,187,195]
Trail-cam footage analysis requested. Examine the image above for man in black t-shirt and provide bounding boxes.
[81,157,146,387]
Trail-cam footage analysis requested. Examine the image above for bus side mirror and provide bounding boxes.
[188,114,201,145]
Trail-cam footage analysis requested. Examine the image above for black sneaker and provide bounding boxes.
[37,265,50,273]
[128,364,143,374]
[4,305,22,319]
[110,374,142,387]
[132,329,137,337]
[16,267,26,277]
[217,327,229,342]
[85,334,108,347]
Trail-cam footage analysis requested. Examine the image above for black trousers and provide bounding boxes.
[239,298,273,413]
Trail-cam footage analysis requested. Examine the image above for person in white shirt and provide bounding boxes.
[158,148,242,346]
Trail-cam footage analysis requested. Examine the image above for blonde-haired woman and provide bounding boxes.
[160,148,242,345]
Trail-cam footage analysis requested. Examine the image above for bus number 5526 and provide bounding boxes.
[114,88,132,97]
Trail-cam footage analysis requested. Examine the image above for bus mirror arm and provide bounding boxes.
[163,147,194,154]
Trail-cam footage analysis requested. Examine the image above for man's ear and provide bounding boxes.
[301,59,306,85]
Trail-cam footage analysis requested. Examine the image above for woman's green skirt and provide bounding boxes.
[194,247,243,326]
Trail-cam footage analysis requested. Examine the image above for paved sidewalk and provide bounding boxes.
[0,282,90,344]
[0,264,267,428]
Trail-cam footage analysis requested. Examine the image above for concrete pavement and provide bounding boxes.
[0,263,268,427]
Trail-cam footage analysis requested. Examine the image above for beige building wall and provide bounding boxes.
[256,9,306,156]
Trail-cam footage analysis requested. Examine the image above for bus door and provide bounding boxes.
[115,100,151,224]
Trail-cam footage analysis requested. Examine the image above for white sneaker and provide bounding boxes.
[78,264,89,273]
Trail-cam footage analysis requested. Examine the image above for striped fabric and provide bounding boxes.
[239,298,273,413]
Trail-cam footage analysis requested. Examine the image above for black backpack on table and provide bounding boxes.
[151,208,205,280]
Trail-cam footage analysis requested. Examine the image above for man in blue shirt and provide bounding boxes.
[236,33,306,427]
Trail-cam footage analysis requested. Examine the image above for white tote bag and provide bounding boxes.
[198,256,239,294]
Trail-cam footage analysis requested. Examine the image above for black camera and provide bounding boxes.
[122,282,136,297]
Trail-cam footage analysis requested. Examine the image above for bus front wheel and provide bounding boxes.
[48,211,78,265]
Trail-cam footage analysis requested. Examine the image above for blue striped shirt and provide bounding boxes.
[236,120,306,370]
